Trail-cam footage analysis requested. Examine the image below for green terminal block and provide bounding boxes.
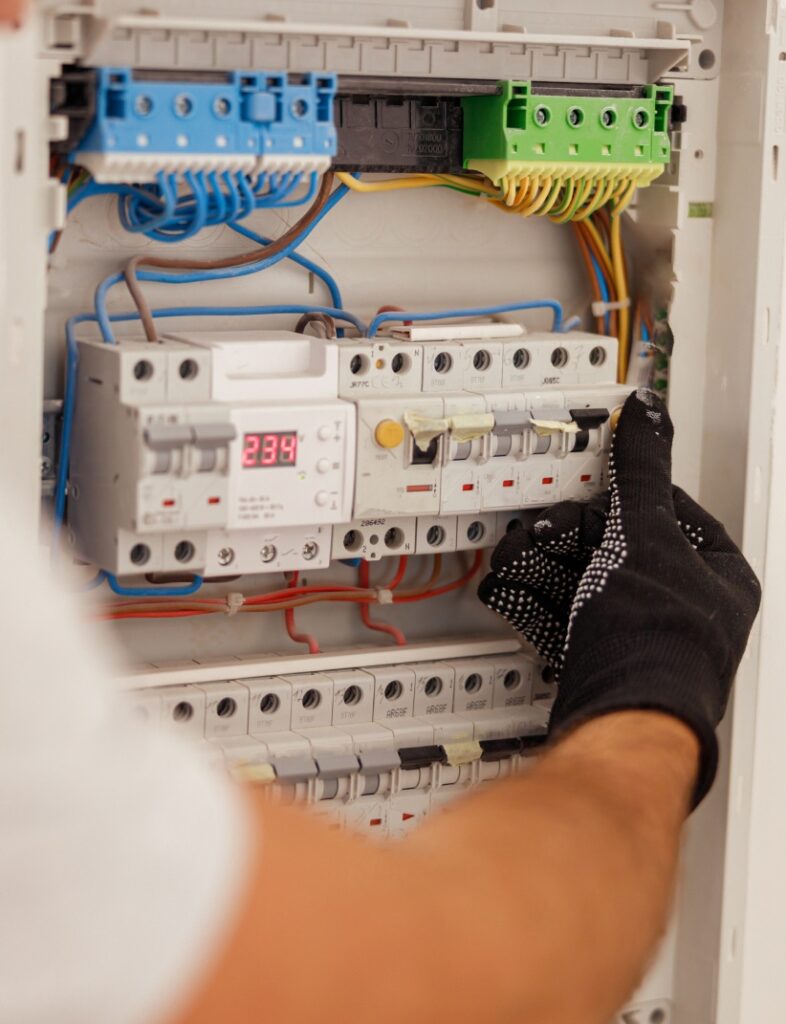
[462,82,674,192]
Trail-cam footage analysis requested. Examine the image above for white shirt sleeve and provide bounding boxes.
[0,519,251,1024]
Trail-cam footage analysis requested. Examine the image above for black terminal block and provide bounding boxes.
[334,94,465,174]
[50,65,97,155]
[479,738,523,762]
[398,745,449,771]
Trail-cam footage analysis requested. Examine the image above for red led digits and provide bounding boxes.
[241,433,262,468]
[261,433,279,466]
[279,433,298,465]
[242,432,298,469]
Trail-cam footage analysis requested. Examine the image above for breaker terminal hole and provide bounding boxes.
[302,688,321,710]
[426,525,446,547]
[504,670,522,690]
[424,676,443,698]
[343,685,363,706]
[384,680,403,701]
[172,701,193,722]
[174,540,195,563]
[433,351,453,374]
[133,359,154,381]
[513,347,530,369]
[464,673,483,694]
[551,347,569,368]
[466,520,486,543]
[349,354,369,375]
[130,543,151,566]
[343,529,363,552]
[384,527,405,550]
[178,359,199,381]
[259,694,280,715]
[216,697,237,718]
[567,106,584,127]
[534,105,551,127]
[473,349,492,371]
[391,353,411,374]
[589,346,606,367]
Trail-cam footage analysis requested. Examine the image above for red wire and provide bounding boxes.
[283,571,321,655]
[244,583,365,606]
[394,549,483,604]
[357,557,408,646]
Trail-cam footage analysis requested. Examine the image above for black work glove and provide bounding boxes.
[479,390,761,806]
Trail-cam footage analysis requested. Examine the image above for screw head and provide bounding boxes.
[260,544,277,564]
[174,93,193,118]
[302,541,319,561]
[217,547,234,567]
[134,94,153,117]
[213,96,231,117]
[40,457,52,477]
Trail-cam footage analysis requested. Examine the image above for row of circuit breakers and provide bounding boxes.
[128,652,554,838]
[70,325,626,577]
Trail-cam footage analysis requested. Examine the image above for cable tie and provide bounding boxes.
[226,592,245,616]
[591,298,632,317]
[375,588,394,606]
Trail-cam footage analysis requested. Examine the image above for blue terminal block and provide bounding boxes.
[246,72,337,172]
[74,68,338,184]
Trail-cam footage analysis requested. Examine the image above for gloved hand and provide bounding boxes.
[478,390,761,805]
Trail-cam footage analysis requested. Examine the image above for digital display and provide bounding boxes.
[241,431,298,469]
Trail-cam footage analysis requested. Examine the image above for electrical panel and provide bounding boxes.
[7,0,785,1020]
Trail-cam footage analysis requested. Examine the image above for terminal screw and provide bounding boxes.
[302,541,319,561]
[260,544,277,564]
[217,547,234,566]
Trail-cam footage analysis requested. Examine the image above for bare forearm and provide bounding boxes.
[407,711,699,1023]
[175,712,698,1024]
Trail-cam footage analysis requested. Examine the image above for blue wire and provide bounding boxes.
[226,221,343,310]
[103,571,204,597]
[367,300,564,338]
[641,322,651,342]
[589,250,611,335]
[94,183,350,342]
[275,172,319,209]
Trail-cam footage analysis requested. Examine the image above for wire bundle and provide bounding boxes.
[67,168,319,242]
[97,551,483,623]
[571,206,655,384]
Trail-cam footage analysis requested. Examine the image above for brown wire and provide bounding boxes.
[294,312,336,338]
[123,171,337,342]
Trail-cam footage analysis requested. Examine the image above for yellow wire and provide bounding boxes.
[581,217,615,279]
[335,172,446,192]
[610,209,631,383]
[436,173,501,197]
[519,176,554,216]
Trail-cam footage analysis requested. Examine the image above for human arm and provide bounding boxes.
[173,710,697,1024]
